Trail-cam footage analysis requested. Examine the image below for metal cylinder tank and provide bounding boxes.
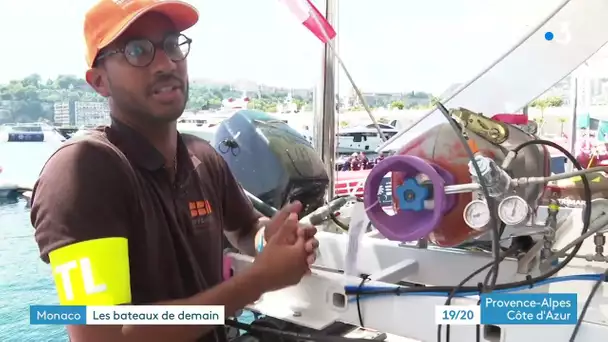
[389,111,550,246]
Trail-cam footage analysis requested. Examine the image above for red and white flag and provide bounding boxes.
[279,0,336,43]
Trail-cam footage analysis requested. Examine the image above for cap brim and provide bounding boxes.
[98,0,199,50]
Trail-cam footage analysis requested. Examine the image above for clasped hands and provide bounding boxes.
[251,201,319,291]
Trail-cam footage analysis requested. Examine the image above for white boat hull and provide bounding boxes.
[0,182,31,199]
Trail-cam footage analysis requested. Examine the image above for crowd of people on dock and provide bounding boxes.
[338,151,388,171]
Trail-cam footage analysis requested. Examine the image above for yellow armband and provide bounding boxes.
[49,237,131,305]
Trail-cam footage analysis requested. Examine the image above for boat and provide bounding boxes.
[0,178,31,199]
[221,91,250,111]
[69,129,95,139]
[0,123,67,142]
[2,124,45,142]
[277,92,298,113]
[176,93,254,142]
[176,111,235,142]
[337,124,398,154]
[0,183,27,199]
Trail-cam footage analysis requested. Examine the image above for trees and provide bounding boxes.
[0,74,314,124]
[0,74,115,123]
[529,95,564,134]
[0,74,438,124]
[530,95,564,112]
[390,101,405,110]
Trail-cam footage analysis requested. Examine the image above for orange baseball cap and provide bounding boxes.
[84,0,199,68]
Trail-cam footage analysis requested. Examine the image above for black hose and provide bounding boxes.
[438,240,518,342]
[328,195,364,230]
[435,102,502,291]
[244,190,278,217]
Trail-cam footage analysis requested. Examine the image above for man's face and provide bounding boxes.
[90,12,189,123]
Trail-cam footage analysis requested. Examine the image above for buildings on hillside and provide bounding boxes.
[53,100,110,126]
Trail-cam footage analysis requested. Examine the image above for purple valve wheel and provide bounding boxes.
[363,155,456,242]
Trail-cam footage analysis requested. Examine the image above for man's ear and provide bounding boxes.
[85,68,110,97]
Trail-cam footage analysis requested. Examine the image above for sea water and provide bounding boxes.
[0,140,65,341]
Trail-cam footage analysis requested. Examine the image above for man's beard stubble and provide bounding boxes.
[108,80,189,124]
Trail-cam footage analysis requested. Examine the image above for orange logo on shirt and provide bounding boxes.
[189,200,213,218]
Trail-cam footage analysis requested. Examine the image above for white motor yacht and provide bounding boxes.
[337,123,398,154]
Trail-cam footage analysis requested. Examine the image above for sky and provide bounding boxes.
[0,0,567,95]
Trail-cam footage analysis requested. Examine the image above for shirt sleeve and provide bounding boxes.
[31,140,134,262]
[30,141,135,306]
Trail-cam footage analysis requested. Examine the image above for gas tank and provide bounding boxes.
[372,110,550,246]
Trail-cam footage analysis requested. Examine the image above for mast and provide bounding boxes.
[313,0,338,198]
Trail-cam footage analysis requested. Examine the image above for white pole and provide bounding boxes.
[312,0,338,199]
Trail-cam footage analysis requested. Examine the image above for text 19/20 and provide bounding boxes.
[443,310,473,320]
[434,305,480,325]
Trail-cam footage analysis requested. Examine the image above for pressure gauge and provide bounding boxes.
[586,199,608,232]
[463,200,491,230]
[498,196,530,226]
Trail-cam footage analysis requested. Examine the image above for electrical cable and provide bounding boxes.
[225,317,372,342]
[356,275,370,327]
[437,233,515,342]
[328,194,364,230]
[329,212,349,230]
[244,190,278,218]
[345,273,604,300]
[433,103,501,342]
[569,270,608,341]
[435,102,502,290]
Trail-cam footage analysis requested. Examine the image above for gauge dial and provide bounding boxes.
[498,196,529,226]
[463,200,491,230]
[586,199,608,232]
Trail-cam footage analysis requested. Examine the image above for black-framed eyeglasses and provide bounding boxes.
[95,33,192,67]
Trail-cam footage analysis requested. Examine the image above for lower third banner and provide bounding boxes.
[480,293,577,325]
[30,305,225,325]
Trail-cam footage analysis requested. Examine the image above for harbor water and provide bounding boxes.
[0,140,66,342]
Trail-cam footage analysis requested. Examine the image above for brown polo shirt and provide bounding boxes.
[30,118,260,342]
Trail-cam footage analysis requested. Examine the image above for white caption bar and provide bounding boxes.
[86,305,225,325]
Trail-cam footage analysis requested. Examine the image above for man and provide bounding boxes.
[350,152,361,171]
[30,1,318,342]
[341,159,351,171]
[375,151,387,165]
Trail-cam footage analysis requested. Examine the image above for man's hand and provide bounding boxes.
[250,205,313,292]
[260,201,318,267]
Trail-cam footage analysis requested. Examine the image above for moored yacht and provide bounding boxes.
[337,123,398,155]
[0,122,66,142]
